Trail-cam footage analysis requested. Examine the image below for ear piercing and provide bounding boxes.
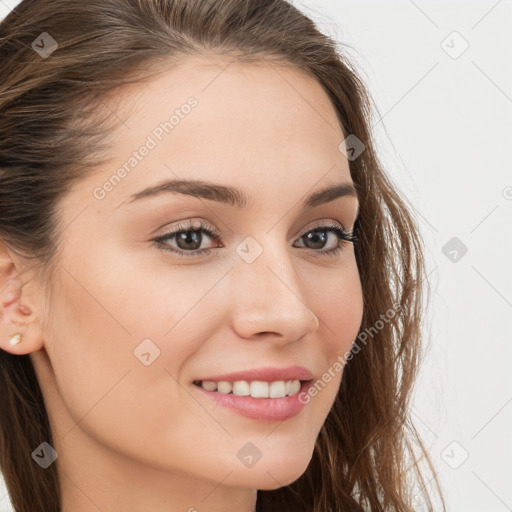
[9,332,23,346]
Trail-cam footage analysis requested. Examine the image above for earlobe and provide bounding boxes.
[0,240,44,355]
[8,332,23,346]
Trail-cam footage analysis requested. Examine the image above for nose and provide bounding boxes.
[229,244,320,344]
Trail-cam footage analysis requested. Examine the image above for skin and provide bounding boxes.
[0,56,363,512]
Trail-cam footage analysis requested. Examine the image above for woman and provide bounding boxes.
[0,0,446,511]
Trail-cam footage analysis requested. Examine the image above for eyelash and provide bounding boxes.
[152,220,358,258]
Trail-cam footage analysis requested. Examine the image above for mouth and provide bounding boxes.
[192,378,309,399]
[192,378,314,422]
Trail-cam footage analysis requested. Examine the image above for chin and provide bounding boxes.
[229,449,313,490]
[256,468,308,490]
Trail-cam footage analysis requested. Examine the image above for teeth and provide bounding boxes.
[233,380,250,396]
[198,379,302,398]
[217,381,232,394]
[202,381,217,392]
[250,381,269,398]
[269,380,286,398]
[289,379,301,396]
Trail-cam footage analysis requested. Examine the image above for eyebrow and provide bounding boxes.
[124,178,358,211]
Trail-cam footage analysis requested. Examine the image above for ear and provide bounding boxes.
[0,239,45,355]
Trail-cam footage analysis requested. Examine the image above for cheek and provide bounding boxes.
[310,256,363,356]
[302,258,363,408]
[326,281,363,357]
[44,271,138,421]
[44,267,208,469]
[45,248,227,421]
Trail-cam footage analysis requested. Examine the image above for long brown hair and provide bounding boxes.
[0,1,446,510]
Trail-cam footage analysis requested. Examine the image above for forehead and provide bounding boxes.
[123,55,342,128]
[118,56,344,152]
[80,56,353,211]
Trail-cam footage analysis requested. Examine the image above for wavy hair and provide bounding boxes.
[0,1,446,510]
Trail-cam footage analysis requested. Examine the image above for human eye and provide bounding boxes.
[151,219,222,257]
[293,220,358,258]
[151,218,358,259]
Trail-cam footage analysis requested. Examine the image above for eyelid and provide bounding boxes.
[155,217,349,241]
[296,218,347,236]
[150,214,359,260]
[157,218,222,239]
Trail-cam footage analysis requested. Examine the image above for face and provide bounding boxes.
[30,57,363,495]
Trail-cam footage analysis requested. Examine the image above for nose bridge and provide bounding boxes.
[230,236,319,340]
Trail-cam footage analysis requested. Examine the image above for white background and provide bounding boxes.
[1,1,511,511]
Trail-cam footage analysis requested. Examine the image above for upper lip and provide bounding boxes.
[194,365,314,383]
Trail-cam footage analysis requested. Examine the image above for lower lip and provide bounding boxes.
[193,381,312,422]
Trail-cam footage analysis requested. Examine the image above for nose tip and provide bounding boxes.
[230,264,320,343]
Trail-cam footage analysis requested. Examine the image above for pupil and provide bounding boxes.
[306,231,327,249]
[178,230,201,250]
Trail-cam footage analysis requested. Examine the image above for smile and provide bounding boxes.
[193,379,303,398]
